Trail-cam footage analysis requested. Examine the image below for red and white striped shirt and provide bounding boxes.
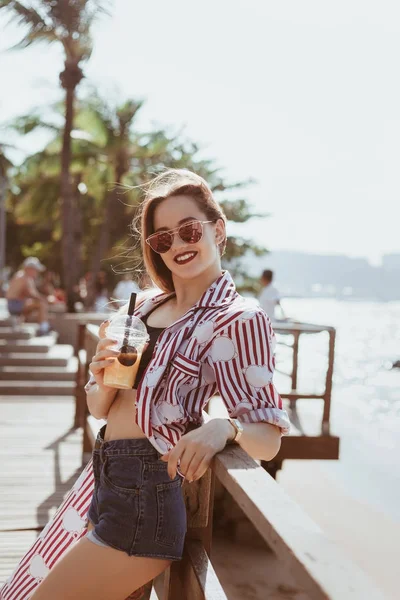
[0,270,290,599]
[95,269,290,453]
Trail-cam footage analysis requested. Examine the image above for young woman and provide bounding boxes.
[2,169,290,600]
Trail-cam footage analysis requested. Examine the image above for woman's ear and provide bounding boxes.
[215,218,226,245]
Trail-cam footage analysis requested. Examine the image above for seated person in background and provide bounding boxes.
[6,256,51,335]
[258,269,287,321]
[112,272,142,307]
[37,270,65,304]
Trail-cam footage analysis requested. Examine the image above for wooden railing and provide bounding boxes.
[260,321,340,478]
[75,323,386,600]
[273,321,336,432]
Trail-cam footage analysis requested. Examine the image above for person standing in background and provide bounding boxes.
[258,269,286,321]
[111,273,142,308]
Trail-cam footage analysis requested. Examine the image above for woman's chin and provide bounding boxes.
[170,262,206,281]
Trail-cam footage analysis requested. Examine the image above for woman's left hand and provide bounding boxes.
[161,418,233,482]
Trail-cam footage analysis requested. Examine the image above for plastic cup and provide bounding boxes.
[103,314,149,389]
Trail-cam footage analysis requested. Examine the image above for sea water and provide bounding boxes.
[273,298,400,522]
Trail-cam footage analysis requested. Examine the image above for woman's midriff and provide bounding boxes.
[103,388,147,441]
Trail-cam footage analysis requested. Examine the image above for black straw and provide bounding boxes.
[122,293,137,350]
[128,293,137,316]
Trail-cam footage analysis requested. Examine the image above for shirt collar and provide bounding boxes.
[139,270,238,317]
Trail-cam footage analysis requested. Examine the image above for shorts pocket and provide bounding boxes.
[101,455,142,495]
[155,478,186,547]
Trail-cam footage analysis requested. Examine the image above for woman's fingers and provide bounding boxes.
[89,358,115,373]
[183,452,207,482]
[190,454,212,482]
[98,320,110,339]
[89,346,120,377]
[93,348,120,361]
[96,337,119,352]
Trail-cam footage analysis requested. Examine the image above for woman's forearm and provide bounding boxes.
[222,420,281,461]
[86,384,117,420]
[238,422,281,460]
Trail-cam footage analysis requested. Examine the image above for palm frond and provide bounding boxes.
[7,113,61,135]
[1,1,58,48]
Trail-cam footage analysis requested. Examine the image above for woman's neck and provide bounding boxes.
[172,264,223,312]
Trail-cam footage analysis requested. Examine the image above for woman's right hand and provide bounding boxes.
[88,321,120,392]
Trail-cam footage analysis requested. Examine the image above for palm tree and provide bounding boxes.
[1,0,110,310]
[6,93,269,296]
[73,95,144,305]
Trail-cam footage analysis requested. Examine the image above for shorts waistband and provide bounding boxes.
[94,425,160,456]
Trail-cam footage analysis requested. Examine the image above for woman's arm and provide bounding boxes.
[161,419,281,481]
[86,382,117,420]
[214,418,281,460]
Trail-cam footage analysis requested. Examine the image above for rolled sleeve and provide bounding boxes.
[210,310,290,436]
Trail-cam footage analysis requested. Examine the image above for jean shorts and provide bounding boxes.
[7,299,25,315]
[86,425,187,560]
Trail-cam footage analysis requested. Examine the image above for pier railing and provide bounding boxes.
[76,323,385,600]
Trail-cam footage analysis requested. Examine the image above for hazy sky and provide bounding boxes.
[1,0,399,266]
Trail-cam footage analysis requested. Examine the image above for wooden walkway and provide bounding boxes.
[0,395,83,586]
[0,396,309,599]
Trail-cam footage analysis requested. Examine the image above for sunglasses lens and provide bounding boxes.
[179,221,203,244]
[148,232,173,253]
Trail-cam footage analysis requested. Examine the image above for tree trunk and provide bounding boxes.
[60,85,76,311]
[88,161,127,307]
[0,175,7,279]
[60,61,83,312]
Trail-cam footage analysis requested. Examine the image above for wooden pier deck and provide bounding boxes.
[0,396,309,599]
[0,395,83,586]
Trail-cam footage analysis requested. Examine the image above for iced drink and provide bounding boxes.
[103,313,149,390]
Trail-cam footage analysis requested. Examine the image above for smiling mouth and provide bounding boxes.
[174,251,198,265]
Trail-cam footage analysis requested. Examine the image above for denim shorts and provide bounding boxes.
[86,425,187,560]
[7,299,25,315]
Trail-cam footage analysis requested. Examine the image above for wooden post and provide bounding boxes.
[164,468,215,599]
[74,322,86,429]
[290,330,300,410]
[321,329,336,435]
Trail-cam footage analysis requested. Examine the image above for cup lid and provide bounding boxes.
[105,314,149,339]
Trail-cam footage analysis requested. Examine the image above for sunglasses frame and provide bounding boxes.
[145,220,215,254]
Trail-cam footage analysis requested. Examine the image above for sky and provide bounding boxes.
[1,0,399,267]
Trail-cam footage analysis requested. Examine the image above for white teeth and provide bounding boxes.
[176,252,196,263]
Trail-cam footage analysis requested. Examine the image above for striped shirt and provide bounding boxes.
[87,269,290,453]
[0,270,290,599]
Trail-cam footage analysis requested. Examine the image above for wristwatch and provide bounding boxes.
[227,418,244,443]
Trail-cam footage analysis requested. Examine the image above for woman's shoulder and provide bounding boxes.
[217,294,266,319]
[208,295,270,338]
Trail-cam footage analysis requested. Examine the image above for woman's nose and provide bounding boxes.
[170,231,186,251]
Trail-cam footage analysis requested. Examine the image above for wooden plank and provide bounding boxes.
[183,469,212,529]
[213,445,386,600]
[274,322,335,334]
[277,435,340,460]
[0,398,83,586]
[184,540,227,600]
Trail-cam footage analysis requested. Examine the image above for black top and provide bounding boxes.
[132,304,167,390]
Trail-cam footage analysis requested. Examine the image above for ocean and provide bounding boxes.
[272,297,400,523]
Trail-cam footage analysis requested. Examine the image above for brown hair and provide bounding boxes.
[138,169,227,293]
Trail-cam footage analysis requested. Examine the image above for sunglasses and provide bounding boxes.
[145,220,214,254]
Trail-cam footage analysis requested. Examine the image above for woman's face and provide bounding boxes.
[152,195,225,282]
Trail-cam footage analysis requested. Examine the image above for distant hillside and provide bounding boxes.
[238,251,400,300]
